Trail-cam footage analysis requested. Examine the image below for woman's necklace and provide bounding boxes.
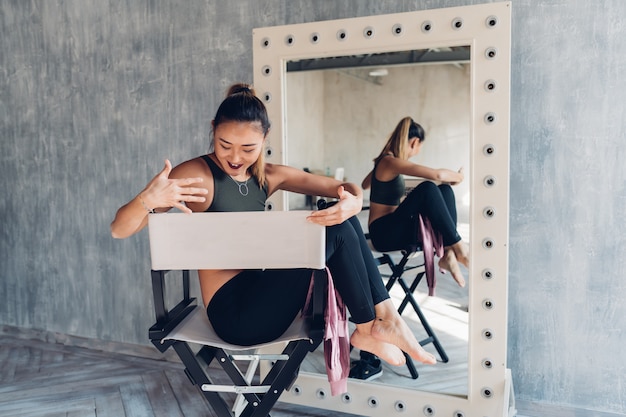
[228,175,249,196]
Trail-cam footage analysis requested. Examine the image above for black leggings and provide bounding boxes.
[369,181,461,252]
[206,216,389,346]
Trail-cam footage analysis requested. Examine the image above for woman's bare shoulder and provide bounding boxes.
[170,155,211,179]
[375,155,404,178]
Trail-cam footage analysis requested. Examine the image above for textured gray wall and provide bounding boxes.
[508,0,626,415]
[1,1,625,415]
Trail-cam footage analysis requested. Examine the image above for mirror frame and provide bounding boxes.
[253,2,513,416]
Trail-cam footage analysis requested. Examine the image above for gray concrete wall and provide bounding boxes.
[1,1,625,415]
[508,1,626,415]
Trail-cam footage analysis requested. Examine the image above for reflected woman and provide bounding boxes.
[362,116,469,288]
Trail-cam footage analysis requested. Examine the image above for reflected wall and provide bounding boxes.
[286,61,471,225]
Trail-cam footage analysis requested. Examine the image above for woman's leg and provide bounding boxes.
[209,217,437,364]
[370,181,467,285]
[438,184,458,225]
[346,216,388,304]
[207,269,312,346]
[369,182,462,252]
[325,220,381,323]
[393,181,461,247]
[436,184,469,269]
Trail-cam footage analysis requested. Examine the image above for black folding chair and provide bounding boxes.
[147,211,328,417]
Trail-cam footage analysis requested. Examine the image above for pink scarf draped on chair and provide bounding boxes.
[417,213,444,296]
[302,267,349,396]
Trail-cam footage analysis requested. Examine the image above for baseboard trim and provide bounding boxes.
[516,400,626,417]
[0,324,181,363]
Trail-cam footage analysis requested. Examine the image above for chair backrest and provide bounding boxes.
[148,211,326,270]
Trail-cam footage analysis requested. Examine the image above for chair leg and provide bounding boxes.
[240,340,317,417]
[193,339,317,417]
[403,351,420,379]
[397,273,449,363]
[172,342,233,417]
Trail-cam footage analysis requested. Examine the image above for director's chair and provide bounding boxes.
[147,211,327,417]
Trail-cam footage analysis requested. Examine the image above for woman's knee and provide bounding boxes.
[326,218,359,250]
[327,218,352,236]
[415,180,438,194]
[405,180,439,202]
[437,183,454,197]
[347,215,365,234]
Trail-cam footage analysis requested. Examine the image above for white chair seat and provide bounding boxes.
[163,306,310,350]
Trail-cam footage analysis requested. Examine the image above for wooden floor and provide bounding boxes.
[0,334,359,417]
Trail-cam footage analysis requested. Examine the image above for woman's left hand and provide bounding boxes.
[306,186,362,226]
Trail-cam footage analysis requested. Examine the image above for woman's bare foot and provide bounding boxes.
[439,249,465,287]
[450,241,470,269]
[370,317,437,365]
[351,328,406,366]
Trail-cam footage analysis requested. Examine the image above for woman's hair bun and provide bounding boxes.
[227,83,255,97]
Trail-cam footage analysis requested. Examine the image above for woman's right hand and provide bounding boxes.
[141,159,208,214]
[447,167,464,186]
[110,159,208,239]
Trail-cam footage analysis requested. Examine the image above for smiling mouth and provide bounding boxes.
[228,162,243,170]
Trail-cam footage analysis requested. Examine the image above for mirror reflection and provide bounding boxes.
[285,48,471,395]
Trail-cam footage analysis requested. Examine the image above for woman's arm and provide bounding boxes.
[361,169,373,189]
[266,163,363,225]
[383,157,464,185]
[110,159,208,239]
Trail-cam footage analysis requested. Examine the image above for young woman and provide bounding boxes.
[362,116,469,287]
[111,84,436,369]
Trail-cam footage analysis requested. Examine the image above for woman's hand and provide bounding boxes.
[306,185,362,226]
[110,159,208,239]
[447,167,464,186]
[142,159,208,214]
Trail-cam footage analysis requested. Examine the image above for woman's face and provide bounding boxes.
[213,120,266,180]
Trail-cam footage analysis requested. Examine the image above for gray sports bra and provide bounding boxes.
[201,155,268,212]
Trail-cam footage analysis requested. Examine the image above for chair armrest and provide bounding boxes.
[149,269,197,345]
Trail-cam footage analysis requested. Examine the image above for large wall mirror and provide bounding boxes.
[253,2,513,416]
[287,43,473,391]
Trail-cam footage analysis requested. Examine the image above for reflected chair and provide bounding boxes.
[147,211,327,417]
[367,237,449,379]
